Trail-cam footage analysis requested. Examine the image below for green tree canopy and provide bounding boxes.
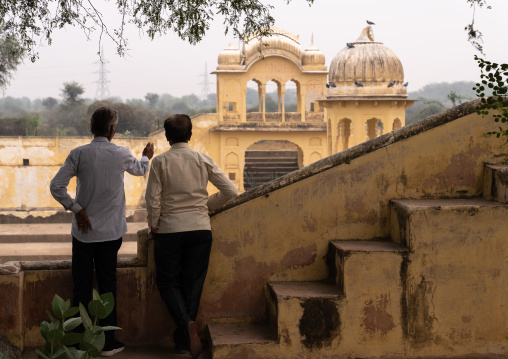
[61,81,85,108]
[0,0,314,61]
[0,22,24,90]
[42,97,58,110]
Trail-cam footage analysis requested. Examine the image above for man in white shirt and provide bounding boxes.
[50,106,154,357]
[145,114,237,358]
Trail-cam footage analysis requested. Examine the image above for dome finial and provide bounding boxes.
[355,26,375,42]
[311,33,314,46]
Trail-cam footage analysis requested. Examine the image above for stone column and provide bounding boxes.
[300,86,306,122]
[281,83,286,122]
[261,83,266,122]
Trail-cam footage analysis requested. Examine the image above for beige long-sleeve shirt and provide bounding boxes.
[145,142,238,233]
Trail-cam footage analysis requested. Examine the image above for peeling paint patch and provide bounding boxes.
[281,244,317,269]
[448,327,472,345]
[361,294,395,336]
[214,240,240,257]
[299,298,340,349]
[242,230,255,246]
[404,275,435,346]
[301,214,317,232]
[461,315,472,323]
[203,256,278,320]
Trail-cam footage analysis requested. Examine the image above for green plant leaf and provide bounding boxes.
[79,340,101,358]
[46,310,55,322]
[96,326,121,333]
[92,289,100,301]
[40,321,50,341]
[47,328,64,343]
[52,294,67,319]
[63,317,82,331]
[63,307,79,318]
[0,352,7,359]
[88,300,107,319]
[53,347,68,359]
[61,332,83,347]
[79,303,93,331]
[35,349,51,359]
[99,293,115,318]
[83,330,105,353]
[63,346,87,359]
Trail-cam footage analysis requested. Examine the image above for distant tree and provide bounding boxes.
[145,93,159,108]
[171,101,191,114]
[61,81,85,108]
[0,115,38,136]
[447,91,467,107]
[405,97,446,125]
[0,22,24,90]
[42,97,58,110]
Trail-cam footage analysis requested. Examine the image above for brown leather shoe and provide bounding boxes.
[188,321,202,358]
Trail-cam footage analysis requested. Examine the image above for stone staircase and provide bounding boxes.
[207,164,508,358]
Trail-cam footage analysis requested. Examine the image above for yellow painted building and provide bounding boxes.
[0,25,413,209]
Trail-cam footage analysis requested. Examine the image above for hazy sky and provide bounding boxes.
[4,0,508,101]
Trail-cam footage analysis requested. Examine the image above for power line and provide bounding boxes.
[198,62,212,102]
[94,47,110,100]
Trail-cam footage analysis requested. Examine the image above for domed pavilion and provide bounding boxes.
[319,26,414,154]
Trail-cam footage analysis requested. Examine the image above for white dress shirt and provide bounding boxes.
[145,142,238,233]
[50,137,149,243]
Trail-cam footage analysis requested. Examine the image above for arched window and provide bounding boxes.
[365,118,382,140]
[337,118,352,152]
[246,80,261,121]
[393,118,402,130]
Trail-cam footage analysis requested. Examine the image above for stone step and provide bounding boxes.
[0,222,147,243]
[266,281,342,353]
[328,240,408,297]
[389,198,508,349]
[483,163,508,203]
[327,240,407,352]
[208,323,277,359]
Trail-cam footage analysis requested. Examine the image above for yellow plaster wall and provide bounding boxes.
[198,110,507,356]
[0,136,151,209]
[322,99,413,155]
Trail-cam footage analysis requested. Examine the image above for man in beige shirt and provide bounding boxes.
[145,114,237,358]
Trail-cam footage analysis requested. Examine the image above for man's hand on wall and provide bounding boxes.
[143,142,155,159]
[75,209,92,234]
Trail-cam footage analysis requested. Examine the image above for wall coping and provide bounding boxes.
[210,98,486,216]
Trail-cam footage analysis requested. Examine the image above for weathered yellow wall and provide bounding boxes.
[0,136,151,210]
[1,103,507,357]
[199,108,507,357]
[322,99,412,155]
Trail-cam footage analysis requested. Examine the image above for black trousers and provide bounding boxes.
[154,230,212,347]
[72,236,122,340]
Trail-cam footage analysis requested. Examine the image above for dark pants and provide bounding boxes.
[154,230,212,348]
[72,236,122,341]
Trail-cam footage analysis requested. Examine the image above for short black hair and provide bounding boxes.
[164,114,192,143]
[90,106,118,136]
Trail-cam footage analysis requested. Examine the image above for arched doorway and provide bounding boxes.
[243,140,302,191]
